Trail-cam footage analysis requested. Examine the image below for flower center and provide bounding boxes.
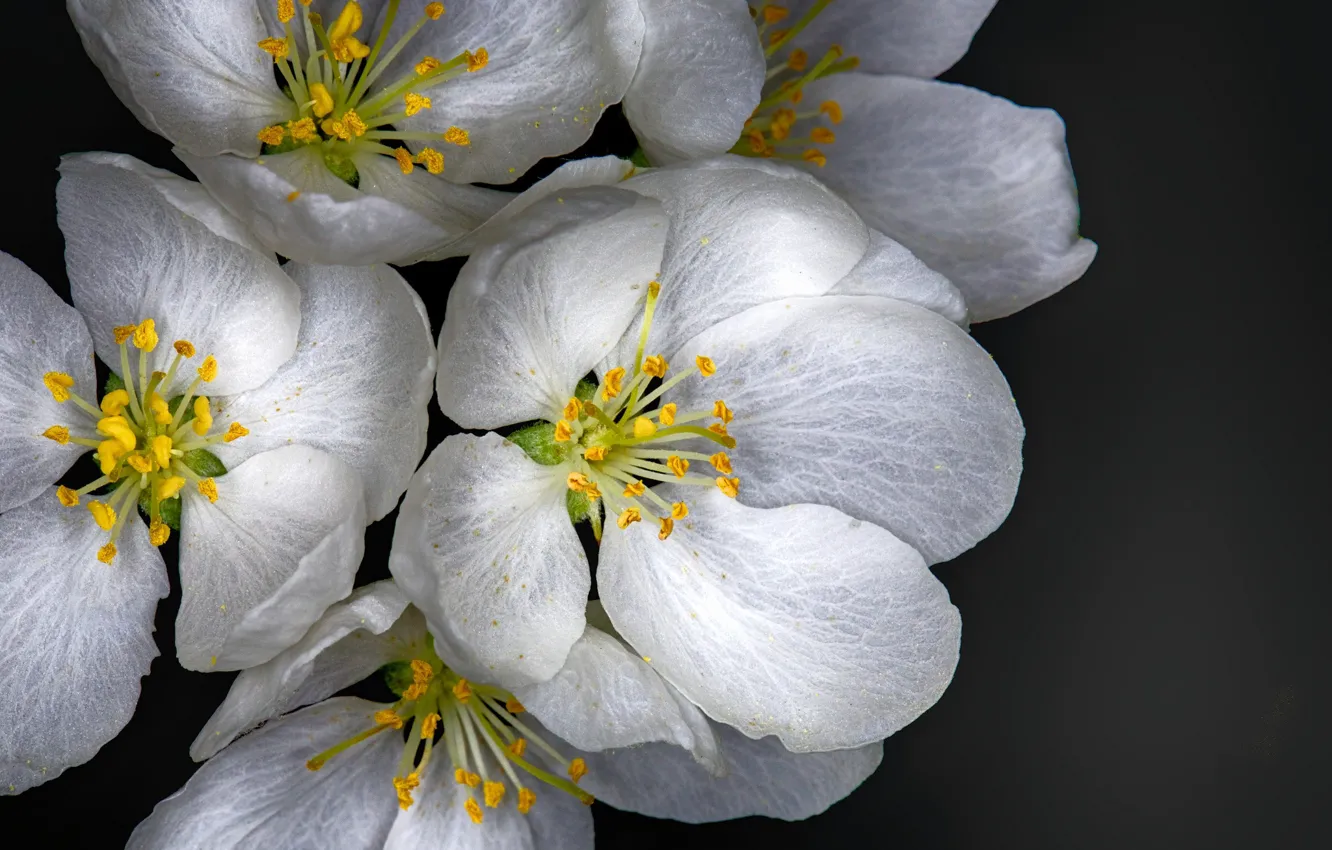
[306,640,594,821]
[254,0,486,182]
[40,319,248,564]
[731,2,858,168]
[555,282,741,542]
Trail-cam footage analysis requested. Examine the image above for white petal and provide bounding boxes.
[774,0,996,78]
[67,0,291,156]
[802,74,1098,321]
[177,445,367,672]
[191,581,416,761]
[608,157,867,367]
[128,698,401,850]
[176,146,499,266]
[389,434,588,688]
[0,490,167,793]
[56,153,301,397]
[384,754,594,850]
[599,487,960,752]
[829,228,968,325]
[436,188,667,429]
[514,625,721,770]
[211,262,436,521]
[374,0,644,184]
[671,294,1023,564]
[0,253,96,514]
[582,720,883,822]
[623,0,765,164]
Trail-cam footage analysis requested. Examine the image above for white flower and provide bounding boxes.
[390,157,1024,753]
[0,152,434,793]
[625,0,1098,321]
[135,583,879,848]
[67,0,646,265]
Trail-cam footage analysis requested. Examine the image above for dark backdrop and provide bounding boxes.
[3,2,1326,847]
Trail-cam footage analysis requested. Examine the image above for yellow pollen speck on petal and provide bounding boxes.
[415,56,441,75]
[257,37,289,61]
[465,797,484,824]
[151,434,173,469]
[788,48,808,71]
[820,100,844,124]
[616,507,641,529]
[149,393,171,425]
[43,425,71,445]
[127,453,154,474]
[658,516,674,541]
[507,737,527,756]
[416,147,445,174]
[717,476,741,498]
[133,319,158,352]
[671,501,689,520]
[642,354,668,378]
[425,2,445,19]
[566,471,590,492]
[633,417,657,438]
[288,117,318,141]
[57,485,79,507]
[87,500,116,531]
[484,780,505,807]
[149,519,170,547]
[518,788,536,814]
[198,478,219,503]
[622,480,645,498]
[695,355,716,377]
[173,339,196,358]
[443,126,470,146]
[257,124,285,146]
[659,403,677,425]
[712,400,734,423]
[601,367,625,401]
[554,419,573,442]
[811,126,836,144]
[584,445,609,461]
[452,678,473,702]
[393,147,415,174]
[309,82,335,117]
[562,398,581,421]
[156,476,186,501]
[97,543,117,565]
[710,452,733,474]
[666,456,689,477]
[421,712,441,738]
[404,92,432,116]
[223,422,249,443]
[43,372,74,402]
[113,325,136,344]
[374,708,405,729]
[466,47,489,72]
[506,697,525,713]
[97,416,136,452]
[198,355,219,383]
[568,758,588,783]
[802,148,827,167]
[277,0,296,22]
[99,389,129,416]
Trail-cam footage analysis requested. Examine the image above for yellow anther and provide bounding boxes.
[501,698,525,715]
[616,507,641,529]
[97,416,136,452]
[132,319,158,352]
[323,118,351,141]
[464,771,481,788]
[277,0,296,22]
[633,417,657,438]
[584,445,609,462]
[507,737,527,757]
[464,797,484,824]
[452,678,473,702]
[172,339,196,358]
[658,516,674,541]
[393,147,415,174]
[584,481,601,501]
[127,454,154,474]
[443,126,470,146]
[716,477,741,498]
[151,434,173,469]
[695,356,716,377]
[198,478,219,503]
[57,485,79,507]
[198,355,218,382]
[288,117,318,141]
[156,476,186,501]
[567,472,590,492]
[97,389,128,416]
[671,501,689,520]
[708,422,730,438]
[581,400,599,418]
[306,757,326,772]
[710,452,733,474]
[148,393,172,425]
[309,82,335,117]
[811,126,836,144]
[332,36,371,62]
[403,682,428,700]
[568,758,588,783]
[343,109,368,137]
[415,56,441,76]
[455,768,470,785]
[642,354,668,378]
[257,124,286,145]
[393,773,420,810]
[223,422,249,443]
[553,401,579,425]
[554,419,573,442]
[425,2,445,19]
[97,543,117,565]
[257,37,290,61]
[648,281,662,300]
[403,92,432,116]
[96,440,126,475]
[42,425,71,444]
[802,148,827,167]
[466,47,489,72]
[712,400,734,423]
[601,367,625,401]
[747,130,770,154]
[113,325,136,344]
[328,0,363,38]
[415,147,445,174]
[192,396,213,437]
[421,712,441,738]
[483,780,505,808]
[788,47,809,71]
[410,658,435,684]
[819,100,843,124]
[518,788,536,814]
[149,519,170,547]
[666,456,689,478]
[87,500,116,531]
[43,372,75,403]
[658,403,677,425]
[374,708,405,729]
[761,5,789,24]
[622,480,645,498]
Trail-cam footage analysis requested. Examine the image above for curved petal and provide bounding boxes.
[0,490,167,794]
[177,445,367,672]
[56,153,301,398]
[191,582,416,761]
[828,228,968,326]
[599,487,960,752]
[774,0,996,78]
[623,0,765,164]
[608,157,867,368]
[802,74,1098,321]
[383,758,595,850]
[0,253,96,514]
[389,433,588,689]
[670,294,1023,564]
[375,0,644,184]
[128,698,401,850]
[582,720,883,822]
[515,625,721,771]
[436,189,667,429]
[175,146,501,266]
[211,262,436,521]
[67,0,291,157]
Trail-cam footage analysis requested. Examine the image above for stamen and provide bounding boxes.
[43,372,74,403]
[695,355,716,376]
[403,92,432,115]
[802,148,827,167]
[425,2,444,19]
[632,417,657,438]
[666,456,689,477]
[466,48,489,71]
[309,82,335,117]
[149,519,170,547]
[97,543,117,565]
[393,147,415,174]
[659,403,677,425]
[671,501,689,519]
[710,452,733,474]
[616,507,641,529]
[222,423,249,443]
[554,420,573,442]
[464,797,484,824]
[658,517,674,540]
[518,788,536,814]
[716,477,741,498]
[443,126,471,146]
[820,100,843,123]
[601,367,626,401]
[132,319,158,352]
[257,37,290,61]
[642,354,668,378]
[87,500,116,531]
[198,356,218,383]
[42,425,70,444]
[584,445,609,461]
[712,400,734,423]
[198,478,219,503]
[416,148,444,173]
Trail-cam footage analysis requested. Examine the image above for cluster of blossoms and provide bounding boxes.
[2,0,1095,847]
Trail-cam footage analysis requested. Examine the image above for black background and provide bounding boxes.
[3,1,1327,847]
